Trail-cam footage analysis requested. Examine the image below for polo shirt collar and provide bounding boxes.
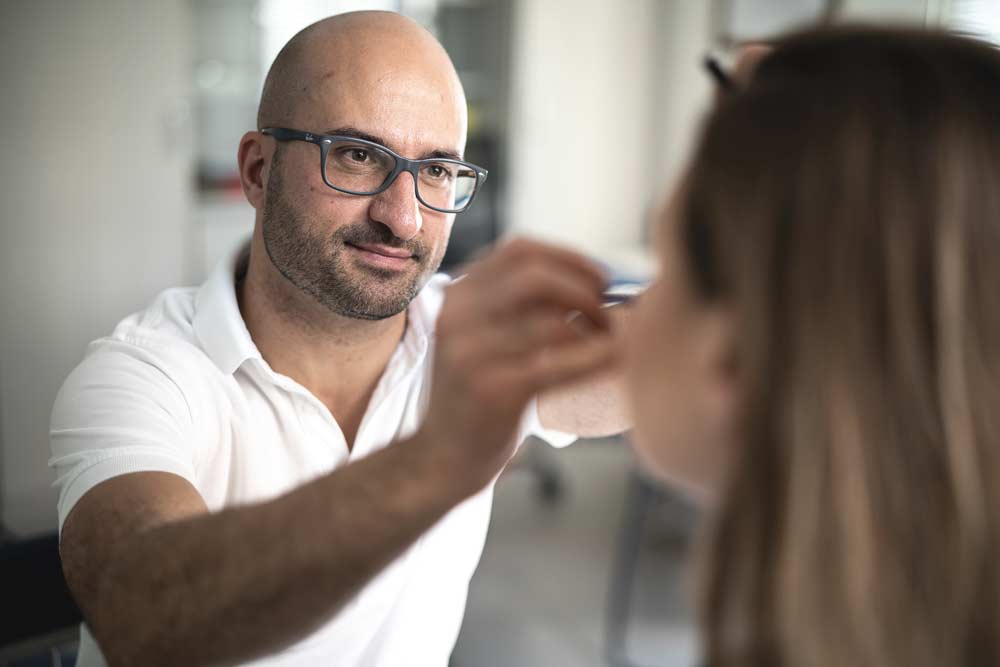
[193,241,261,375]
[192,240,442,377]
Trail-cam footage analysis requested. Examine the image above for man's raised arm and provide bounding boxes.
[60,437,462,666]
[59,239,617,667]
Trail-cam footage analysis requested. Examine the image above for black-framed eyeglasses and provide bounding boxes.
[703,55,734,91]
[261,127,488,214]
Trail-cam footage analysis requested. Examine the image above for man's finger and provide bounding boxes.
[492,238,608,293]
[486,264,609,330]
[509,333,620,395]
[461,237,607,297]
[466,313,581,360]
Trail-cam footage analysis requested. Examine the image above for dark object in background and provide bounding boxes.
[436,1,512,271]
[0,533,82,663]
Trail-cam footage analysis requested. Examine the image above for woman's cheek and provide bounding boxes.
[624,283,672,464]
[624,279,717,498]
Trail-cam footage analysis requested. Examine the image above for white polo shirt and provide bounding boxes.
[49,244,575,667]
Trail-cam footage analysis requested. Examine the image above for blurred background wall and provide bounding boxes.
[0,0,197,537]
[0,0,996,538]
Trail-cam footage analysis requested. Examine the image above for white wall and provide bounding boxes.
[842,0,931,21]
[506,0,664,273]
[0,0,195,535]
[645,2,716,220]
[505,0,933,277]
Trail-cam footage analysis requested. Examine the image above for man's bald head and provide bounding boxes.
[257,11,466,135]
[246,11,470,323]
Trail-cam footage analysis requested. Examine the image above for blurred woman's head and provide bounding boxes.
[626,26,1000,666]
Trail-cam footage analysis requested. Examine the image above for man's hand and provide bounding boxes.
[538,303,633,437]
[413,238,619,499]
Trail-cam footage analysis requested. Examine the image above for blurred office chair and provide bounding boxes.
[605,468,694,667]
[0,532,81,666]
[510,436,566,503]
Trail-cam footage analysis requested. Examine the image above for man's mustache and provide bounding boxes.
[334,223,427,260]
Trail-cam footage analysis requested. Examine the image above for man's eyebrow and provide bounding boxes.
[324,126,385,145]
[323,127,464,162]
[423,148,464,161]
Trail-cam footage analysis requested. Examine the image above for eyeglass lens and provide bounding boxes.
[324,139,478,211]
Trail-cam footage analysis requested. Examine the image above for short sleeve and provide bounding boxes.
[49,340,199,532]
[516,396,578,449]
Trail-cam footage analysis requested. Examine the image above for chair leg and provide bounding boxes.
[604,468,655,667]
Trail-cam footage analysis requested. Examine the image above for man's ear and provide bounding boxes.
[237,131,269,210]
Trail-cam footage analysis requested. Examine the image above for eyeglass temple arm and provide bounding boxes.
[703,55,734,91]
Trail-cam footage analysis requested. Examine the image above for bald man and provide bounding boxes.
[51,12,627,667]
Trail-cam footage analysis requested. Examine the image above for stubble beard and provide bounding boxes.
[261,156,446,321]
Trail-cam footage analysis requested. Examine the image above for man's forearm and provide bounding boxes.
[93,436,462,667]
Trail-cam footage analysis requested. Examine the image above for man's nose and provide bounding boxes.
[368,171,423,241]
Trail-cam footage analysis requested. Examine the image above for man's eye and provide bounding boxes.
[424,164,452,180]
[348,148,369,162]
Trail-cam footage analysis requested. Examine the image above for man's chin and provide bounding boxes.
[341,256,424,288]
[322,270,424,320]
[337,291,414,320]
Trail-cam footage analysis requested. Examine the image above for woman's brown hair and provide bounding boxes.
[682,27,1000,666]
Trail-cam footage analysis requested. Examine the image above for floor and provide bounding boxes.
[451,437,701,667]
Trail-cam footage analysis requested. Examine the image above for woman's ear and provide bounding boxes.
[698,305,739,432]
[237,131,269,210]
